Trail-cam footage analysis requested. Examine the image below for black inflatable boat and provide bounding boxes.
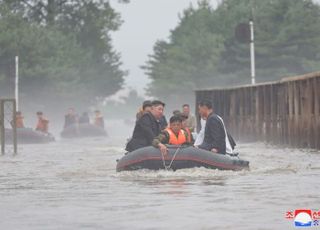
[61,123,107,138]
[116,145,249,172]
[5,128,55,144]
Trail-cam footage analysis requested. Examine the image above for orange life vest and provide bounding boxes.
[16,115,25,128]
[36,118,49,133]
[165,128,187,145]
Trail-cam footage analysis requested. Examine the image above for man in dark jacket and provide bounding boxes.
[198,100,226,154]
[64,108,77,128]
[126,100,165,152]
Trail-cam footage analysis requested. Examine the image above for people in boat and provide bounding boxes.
[11,111,25,128]
[159,115,168,130]
[171,110,194,143]
[172,110,194,143]
[172,110,181,116]
[35,111,49,133]
[152,115,191,155]
[126,100,165,152]
[64,108,78,128]
[94,110,104,129]
[136,100,153,121]
[79,112,90,124]
[180,114,194,144]
[182,104,196,132]
[197,100,235,154]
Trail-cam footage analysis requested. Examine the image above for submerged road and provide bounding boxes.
[0,120,319,229]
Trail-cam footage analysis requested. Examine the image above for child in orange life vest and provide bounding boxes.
[152,115,191,156]
[35,111,49,133]
[11,111,25,128]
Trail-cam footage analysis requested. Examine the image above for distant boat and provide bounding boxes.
[60,123,107,138]
[5,128,55,144]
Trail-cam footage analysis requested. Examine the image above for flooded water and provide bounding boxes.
[0,120,319,229]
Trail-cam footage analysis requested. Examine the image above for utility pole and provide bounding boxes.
[249,19,256,85]
[15,56,19,111]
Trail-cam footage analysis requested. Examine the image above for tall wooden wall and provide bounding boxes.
[195,72,320,149]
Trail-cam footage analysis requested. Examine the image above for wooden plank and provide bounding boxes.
[271,84,278,144]
[265,85,272,143]
[287,82,293,146]
[195,73,320,150]
[315,77,320,149]
[293,81,300,147]
[255,87,260,140]
[300,80,310,148]
[306,79,314,148]
[269,84,274,144]
[307,79,313,148]
[259,85,265,141]
[278,84,285,145]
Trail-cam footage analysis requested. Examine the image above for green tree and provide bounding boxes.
[143,1,225,103]
[0,0,127,109]
[144,0,320,102]
[216,0,320,80]
[0,4,84,97]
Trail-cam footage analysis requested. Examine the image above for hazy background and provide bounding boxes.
[2,1,217,128]
[111,0,219,97]
[2,0,320,132]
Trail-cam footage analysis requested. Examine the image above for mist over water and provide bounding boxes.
[0,119,319,229]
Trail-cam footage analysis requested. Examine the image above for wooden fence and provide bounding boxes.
[195,72,320,149]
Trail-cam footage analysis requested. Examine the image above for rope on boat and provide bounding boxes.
[160,145,181,170]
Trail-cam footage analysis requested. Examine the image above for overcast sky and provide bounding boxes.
[111,0,219,96]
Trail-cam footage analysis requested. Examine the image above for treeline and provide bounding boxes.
[144,0,320,103]
[0,0,127,110]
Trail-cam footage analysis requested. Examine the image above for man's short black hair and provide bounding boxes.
[182,104,190,108]
[36,111,43,115]
[199,100,213,109]
[151,100,165,107]
[142,100,152,110]
[172,110,181,116]
[169,115,182,123]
